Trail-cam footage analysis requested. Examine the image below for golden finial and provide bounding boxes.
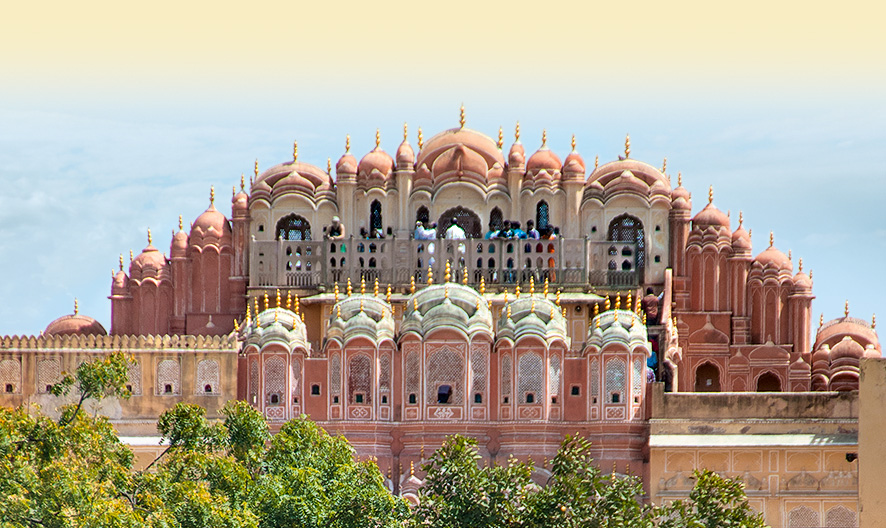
[551,305,556,319]
[708,185,713,204]
[374,278,379,298]
[604,296,610,311]
[845,300,850,318]
[410,276,416,294]
[327,158,331,174]
[769,231,774,248]
[498,127,504,149]
[872,314,876,329]
[301,312,306,322]
[788,249,792,261]
[336,304,342,319]
[118,254,124,271]
[334,282,340,303]
[274,309,278,323]
[738,211,743,227]
[615,293,621,310]
[462,268,468,285]
[594,155,599,171]
[571,134,576,152]
[626,292,632,311]
[614,310,618,323]
[480,276,486,294]
[819,313,823,327]
[541,129,547,147]
[233,317,239,332]
[276,289,281,308]
[515,285,521,299]
[749,229,753,239]
[73,298,78,315]
[504,290,508,303]
[286,290,292,310]
[445,261,452,282]
[345,134,351,153]
[477,297,482,311]
[417,127,423,150]
[661,157,667,174]
[428,267,433,285]
[254,159,259,178]
[292,140,297,161]
[410,461,415,476]
[677,172,682,186]
[245,303,251,323]
[643,312,647,325]
[530,276,535,295]
[506,304,512,319]
[375,129,381,149]
[413,297,419,312]
[403,122,408,141]
[386,284,392,303]
[544,278,549,297]
[624,134,631,158]
[594,302,599,318]
[555,289,561,306]
[254,297,259,316]
[347,277,353,296]
[636,296,642,315]
[361,276,366,295]
[531,298,536,313]
[515,121,521,142]
[178,215,183,231]
[240,173,245,191]
[809,269,813,280]
[444,284,449,300]
[421,444,426,459]
[459,104,465,129]
[263,292,269,311]
[487,299,492,310]
[147,228,152,245]
[360,298,364,313]
[596,315,601,329]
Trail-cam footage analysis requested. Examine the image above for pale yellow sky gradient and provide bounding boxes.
[3,0,884,88]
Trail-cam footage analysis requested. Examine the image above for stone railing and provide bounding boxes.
[0,333,239,351]
[250,238,640,290]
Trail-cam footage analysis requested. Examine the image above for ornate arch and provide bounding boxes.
[275,214,311,241]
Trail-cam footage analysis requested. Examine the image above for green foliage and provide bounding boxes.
[50,351,132,426]
[659,469,768,528]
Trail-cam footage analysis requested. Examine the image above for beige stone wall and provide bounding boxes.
[859,358,886,528]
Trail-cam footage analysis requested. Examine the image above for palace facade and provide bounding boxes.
[1,120,879,527]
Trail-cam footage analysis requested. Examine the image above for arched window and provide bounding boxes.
[276,214,311,241]
[694,362,721,392]
[536,201,550,230]
[436,206,482,238]
[756,372,781,392]
[489,207,503,231]
[416,206,430,224]
[370,200,383,231]
[608,214,645,278]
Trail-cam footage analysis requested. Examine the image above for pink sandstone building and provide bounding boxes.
[1,118,880,527]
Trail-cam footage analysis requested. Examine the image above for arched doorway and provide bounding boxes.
[608,214,645,282]
[436,206,482,238]
[276,214,311,241]
[694,362,720,392]
[756,372,781,392]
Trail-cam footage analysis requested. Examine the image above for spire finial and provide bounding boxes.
[263,292,269,312]
[210,186,215,205]
[129,249,133,262]
[845,300,850,318]
[798,258,803,272]
[615,292,621,310]
[427,266,433,286]
[873,313,876,329]
[240,173,245,191]
[386,284,392,303]
[445,260,451,282]
[286,290,292,310]
[625,134,631,158]
[417,127,423,150]
[345,134,351,153]
[410,461,415,476]
[403,122,408,141]
[254,159,259,178]
[327,158,331,175]
[677,172,682,186]
[375,129,381,149]
[410,276,416,294]
[374,278,379,298]
[74,298,78,315]
[118,254,124,271]
[276,289,281,308]
[541,129,547,147]
[515,121,520,142]
[347,277,352,296]
[738,211,743,227]
[809,269,813,280]
[462,267,468,285]
[293,140,298,162]
[661,157,667,174]
[480,276,486,294]
[594,155,599,171]
[334,282,340,303]
[147,228,152,245]
[530,276,535,295]
[769,231,774,248]
[361,276,366,295]
[544,277,549,297]
[497,127,504,149]
[708,185,713,204]
[819,313,824,327]
[232,185,235,198]
[459,104,465,129]
[571,134,576,152]
[788,249,792,261]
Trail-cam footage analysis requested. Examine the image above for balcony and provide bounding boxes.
[250,238,640,291]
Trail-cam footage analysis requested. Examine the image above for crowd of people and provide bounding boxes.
[323,216,562,242]
[484,219,559,240]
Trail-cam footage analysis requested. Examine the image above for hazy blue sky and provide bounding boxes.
[1,1,883,339]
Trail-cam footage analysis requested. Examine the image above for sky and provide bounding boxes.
[0,1,883,339]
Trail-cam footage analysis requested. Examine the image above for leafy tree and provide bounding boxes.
[658,469,768,528]
[50,351,132,426]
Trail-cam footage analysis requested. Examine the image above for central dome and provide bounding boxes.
[415,128,505,172]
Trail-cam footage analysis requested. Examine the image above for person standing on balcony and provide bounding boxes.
[526,220,540,240]
[512,221,527,239]
[485,220,500,239]
[327,216,346,240]
[444,217,466,240]
[414,220,436,240]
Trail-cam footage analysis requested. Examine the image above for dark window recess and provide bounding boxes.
[437,385,452,404]
[551,396,558,404]
[311,384,321,395]
[525,393,535,404]
[258,224,264,232]
[293,397,298,404]
[474,393,483,404]
[571,386,581,396]
[333,396,339,404]
[204,384,212,393]
[164,384,173,394]
[408,393,417,404]
[503,396,509,404]
[370,200,383,230]
[355,393,364,404]
[125,384,132,393]
[270,394,279,404]
[611,393,620,404]
[381,395,388,404]
[5,384,12,393]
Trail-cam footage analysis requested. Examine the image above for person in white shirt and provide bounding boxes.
[444,217,466,240]
[414,221,436,240]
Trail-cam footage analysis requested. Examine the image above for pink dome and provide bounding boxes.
[508,142,525,166]
[358,148,394,180]
[754,246,791,270]
[44,314,107,337]
[692,203,730,229]
[586,159,670,190]
[792,271,812,290]
[396,140,414,169]
[132,245,167,272]
[732,226,751,250]
[815,316,879,352]
[526,147,562,174]
[336,153,358,175]
[112,270,129,295]
[193,205,227,233]
[232,189,248,213]
[830,336,864,362]
[563,151,585,174]
[171,229,188,257]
